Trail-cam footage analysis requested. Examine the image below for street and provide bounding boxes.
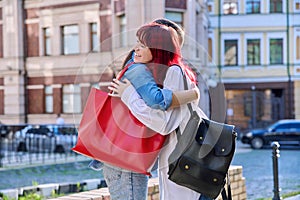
[232,141,300,199]
[1,140,299,200]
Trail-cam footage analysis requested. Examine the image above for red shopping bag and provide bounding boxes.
[72,65,166,175]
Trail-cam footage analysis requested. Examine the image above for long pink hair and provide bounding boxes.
[136,23,196,86]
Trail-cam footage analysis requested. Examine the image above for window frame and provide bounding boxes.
[90,22,99,52]
[224,39,238,66]
[269,0,283,13]
[165,11,184,28]
[0,88,4,114]
[247,39,261,66]
[246,0,261,14]
[223,0,239,15]
[44,85,53,113]
[208,38,213,62]
[43,27,51,56]
[296,0,300,11]
[61,24,80,55]
[62,84,81,114]
[207,2,214,14]
[119,14,127,47]
[296,36,300,60]
[269,38,283,65]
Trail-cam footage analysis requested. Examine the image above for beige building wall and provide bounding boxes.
[0,0,211,124]
[2,0,26,123]
[207,0,300,129]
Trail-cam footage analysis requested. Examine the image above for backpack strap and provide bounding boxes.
[221,174,232,200]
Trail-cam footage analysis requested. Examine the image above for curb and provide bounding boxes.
[0,179,106,200]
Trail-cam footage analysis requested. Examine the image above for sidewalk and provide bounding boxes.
[0,152,88,169]
[47,178,159,200]
[285,194,300,200]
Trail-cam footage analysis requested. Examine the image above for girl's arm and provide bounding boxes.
[119,66,207,134]
[123,63,173,110]
[170,87,199,108]
[111,63,199,110]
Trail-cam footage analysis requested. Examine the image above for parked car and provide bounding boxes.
[0,124,9,138]
[15,124,78,153]
[240,119,300,149]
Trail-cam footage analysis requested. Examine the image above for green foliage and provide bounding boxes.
[50,189,64,198]
[1,195,15,200]
[282,191,300,199]
[76,182,81,191]
[31,181,39,187]
[18,192,43,200]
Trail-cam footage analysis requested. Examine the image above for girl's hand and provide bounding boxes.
[108,78,131,97]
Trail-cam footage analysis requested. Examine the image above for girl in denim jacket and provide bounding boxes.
[90,23,199,200]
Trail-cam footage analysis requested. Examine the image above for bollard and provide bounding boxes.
[271,141,282,200]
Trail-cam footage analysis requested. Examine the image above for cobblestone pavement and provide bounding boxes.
[1,141,299,200]
[232,141,300,199]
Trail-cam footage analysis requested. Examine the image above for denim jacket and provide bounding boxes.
[123,61,172,110]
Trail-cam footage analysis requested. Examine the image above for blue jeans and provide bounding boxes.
[102,164,149,200]
[88,159,103,171]
[199,194,214,200]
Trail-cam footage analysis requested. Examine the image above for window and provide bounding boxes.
[247,39,260,65]
[243,93,264,117]
[208,38,213,62]
[275,124,292,131]
[246,0,261,13]
[269,38,283,64]
[63,84,81,113]
[294,123,300,129]
[62,25,79,55]
[296,0,300,10]
[208,4,213,12]
[223,0,238,15]
[270,0,282,13]
[0,89,3,114]
[43,27,51,56]
[224,40,238,66]
[0,24,2,58]
[90,23,99,52]
[165,11,183,28]
[45,86,53,113]
[119,15,127,47]
[297,36,300,60]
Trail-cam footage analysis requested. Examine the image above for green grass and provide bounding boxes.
[255,190,300,200]
[282,191,300,199]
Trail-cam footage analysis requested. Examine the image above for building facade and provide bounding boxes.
[208,0,300,130]
[0,0,211,124]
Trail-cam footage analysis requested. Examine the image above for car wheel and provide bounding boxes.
[251,137,264,149]
[54,144,65,153]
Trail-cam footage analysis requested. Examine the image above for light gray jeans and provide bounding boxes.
[102,164,149,200]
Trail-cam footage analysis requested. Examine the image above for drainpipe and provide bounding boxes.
[218,0,222,80]
[21,0,28,123]
[286,0,292,118]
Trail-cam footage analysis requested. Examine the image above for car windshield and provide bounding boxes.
[267,123,277,131]
[267,121,300,132]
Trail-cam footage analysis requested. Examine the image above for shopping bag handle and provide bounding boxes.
[110,62,133,94]
[116,62,133,80]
